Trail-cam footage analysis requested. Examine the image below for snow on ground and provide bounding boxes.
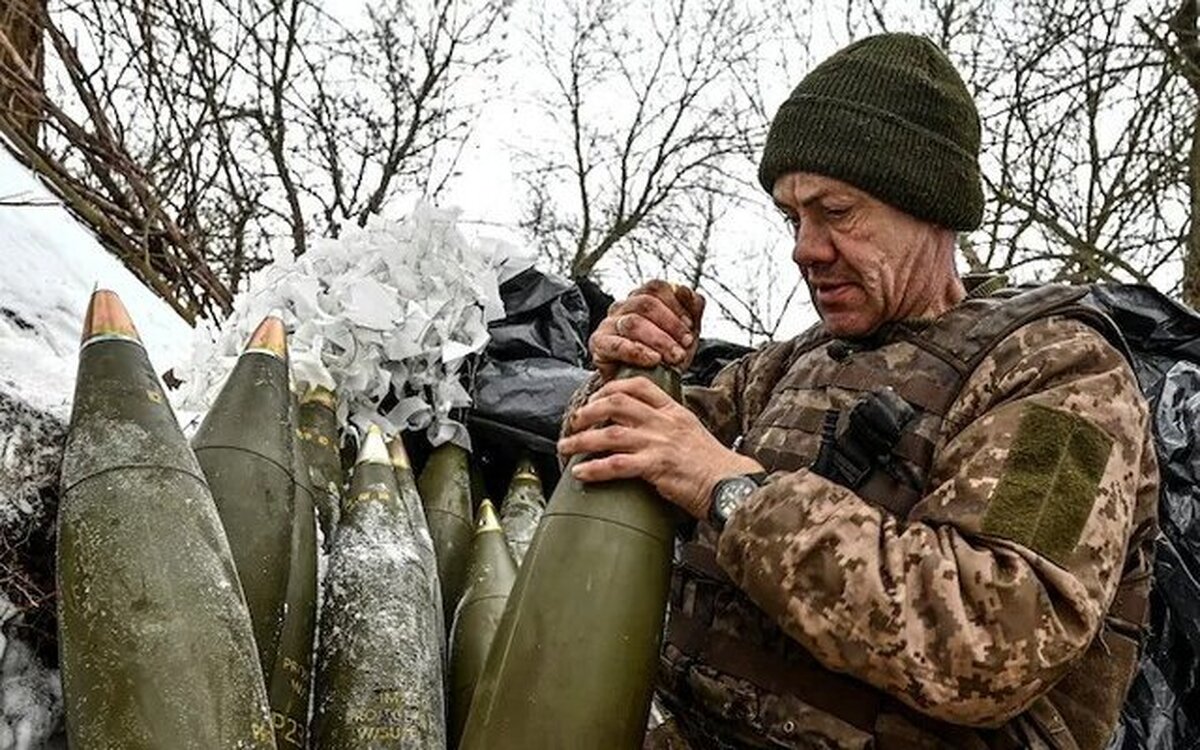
[0,145,193,419]
[0,597,64,750]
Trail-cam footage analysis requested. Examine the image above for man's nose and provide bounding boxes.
[793,220,836,269]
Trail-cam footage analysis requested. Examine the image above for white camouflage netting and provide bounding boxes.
[178,202,531,448]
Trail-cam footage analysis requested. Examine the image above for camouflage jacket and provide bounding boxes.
[566,287,1159,750]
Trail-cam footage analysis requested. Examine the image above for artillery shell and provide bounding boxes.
[448,500,517,747]
[193,315,296,680]
[298,384,343,551]
[461,366,682,750]
[266,392,319,749]
[416,442,474,626]
[312,425,446,748]
[498,456,546,566]
[58,290,275,749]
[388,435,445,641]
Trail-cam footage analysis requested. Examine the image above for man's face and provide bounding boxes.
[772,172,952,338]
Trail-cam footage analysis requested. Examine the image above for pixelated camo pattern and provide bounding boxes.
[566,315,1159,750]
[698,317,1157,748]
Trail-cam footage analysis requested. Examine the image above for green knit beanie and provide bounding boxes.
[758,33,983,231]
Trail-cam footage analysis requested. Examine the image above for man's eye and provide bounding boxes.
[825,205,850,219]
[782,214,801,233]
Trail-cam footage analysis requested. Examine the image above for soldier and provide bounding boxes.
[558,33,1159,750]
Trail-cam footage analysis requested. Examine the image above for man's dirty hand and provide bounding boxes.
[589,280,705,380]
[557,376,763,520]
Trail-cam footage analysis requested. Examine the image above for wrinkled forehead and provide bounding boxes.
[771,172,871,211]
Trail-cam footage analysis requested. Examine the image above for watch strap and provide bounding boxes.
[745,471,769,487]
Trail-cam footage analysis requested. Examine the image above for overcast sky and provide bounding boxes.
[370,0,825,344]
[284,0,1187,345]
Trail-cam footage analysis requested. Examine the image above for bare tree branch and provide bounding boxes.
[0,0,507,319]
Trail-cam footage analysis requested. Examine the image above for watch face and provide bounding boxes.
[715,477,757,519]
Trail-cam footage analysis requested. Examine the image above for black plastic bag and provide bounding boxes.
[486,268,591,365]
[470,268,595,459]
[471,357,592,446]
[1089,286,1200,750]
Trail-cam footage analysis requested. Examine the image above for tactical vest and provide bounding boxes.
[658,285,1156,750]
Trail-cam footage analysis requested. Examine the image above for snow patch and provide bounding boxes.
[0,145,193,419]
[0,598,64,750]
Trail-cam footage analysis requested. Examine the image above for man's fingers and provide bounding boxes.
[590,333,662,369]
[635,280,694,326]
[590,280,703,374]
[558,424,646,458]
[622,295,694,347]
[570,452,647,483]
[615,313,687,363]
[679,287,705,326]
[573,389,662,432]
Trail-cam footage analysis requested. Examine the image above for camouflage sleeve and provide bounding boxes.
[715,317,1154,727]
[680,353,757,447]
[560,372,605,443]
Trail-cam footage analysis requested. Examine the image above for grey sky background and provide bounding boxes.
[284,0,1183,345]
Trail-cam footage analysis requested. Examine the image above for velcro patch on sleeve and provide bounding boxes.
[981,403,1113,564]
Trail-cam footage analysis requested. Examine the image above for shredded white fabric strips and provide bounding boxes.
[178,202,530,449]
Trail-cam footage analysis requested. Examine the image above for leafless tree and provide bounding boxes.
[0,1,232,321]
[618,189,805,343]
[8,0,1194,334]
[976,1,1187,292]
[516,0,760,284]
[758,0,1190,306]
[1152,0,1200,308]
[0,0,507,322]
[0,0,44,142]
[695,242,806,344]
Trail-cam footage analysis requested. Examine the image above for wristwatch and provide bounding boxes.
[708,473,768,530]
